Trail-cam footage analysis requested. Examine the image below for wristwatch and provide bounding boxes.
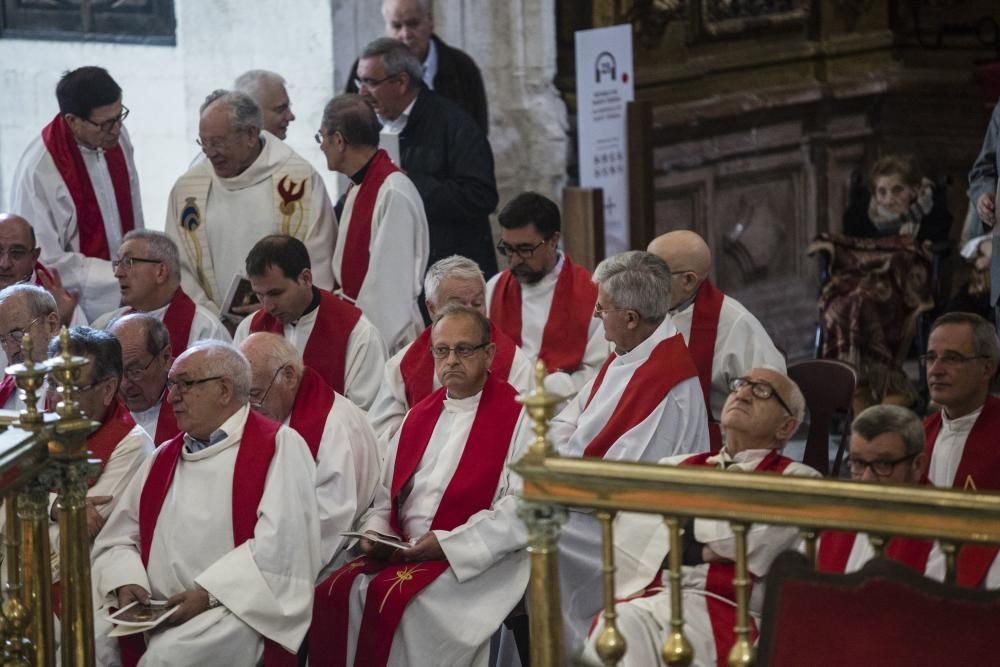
[206,591,221,609]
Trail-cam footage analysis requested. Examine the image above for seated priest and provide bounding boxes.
[486,192,608,400]
[0,284,62,410]
[109,314,177,444]
[233,235,387,411]
[367,254,533,444]
[582,367,819,667]
[548,250,709,654]
[93,230,230,353]
[91,341,320,665]
[239,332,381,578]
[310,305,532,666]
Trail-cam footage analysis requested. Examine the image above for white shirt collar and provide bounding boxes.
[422,37,438,89]
[941,405,983,433]
[379,97,418,135]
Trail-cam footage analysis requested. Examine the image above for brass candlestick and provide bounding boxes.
[517,362,564,463]
[5,333,47,429]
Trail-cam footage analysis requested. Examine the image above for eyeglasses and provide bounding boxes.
[918,352,989,367]
[430,343,489,359]
[728,376,794,416]
[46,374,111,395]
[496,240,547,259]
[83,105,129,133]
[0,247,32,262]
[165,375,224,395]
[847,453,920,478]
[593,303,630,319]
[196,131,246,151]
[354,74,399,90]
[124,345,167,382]
[314,132,325,145]
[112,256,162,272]
[250,364,287,407]
[0,315,43,348]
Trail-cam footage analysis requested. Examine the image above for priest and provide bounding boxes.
[647,230,784,452]
[91,341,321,665]
[367,254,534,442]
[93,230,230,353]
[486,192,607,399]
[10,66,143,320]
[109,314,178,444]
[310,304,531,666]
[322,93,429,354]
[0,285,61,410]
[233,235,387,411]
[165,89,336,311]
[582,368,818,667]
[548,250,709,655]
[239,332,381,578]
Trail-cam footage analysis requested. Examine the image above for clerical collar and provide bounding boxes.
[422,37,439,89]
[669,292,697,315]
[941,404,983,432]
[349,152,378,186]
[291,287,322,325]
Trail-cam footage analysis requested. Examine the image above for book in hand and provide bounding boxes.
[219,273,260,324]
[341,531,413,551]
[105,600,178,637]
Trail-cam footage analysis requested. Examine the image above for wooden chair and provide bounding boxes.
[787,360,856,476]
[758,551,1000,666]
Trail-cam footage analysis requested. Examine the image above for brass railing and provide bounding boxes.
[0,329,99,666]
[514,364,1000,666]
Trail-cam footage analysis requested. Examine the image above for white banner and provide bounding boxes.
[575,24,635,256]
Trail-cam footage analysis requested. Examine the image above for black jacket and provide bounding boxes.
[399,88,499,277]
[346,34,489,133]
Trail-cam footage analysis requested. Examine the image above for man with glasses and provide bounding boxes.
[547,250,709,655]
[0,284,61,410]
[354,37,499,277]
[108,314,178,444]
[11,66,144,320]
[584,367,819,667]
[367,255,533,444]
[648,229,784,452]
[320,93,429,354]
[165,89,336,312]
[91,341,320,665]
[920,311,1000,587]
[486,192,608,400]
[239,332,379,579]
[312,304,531,665]
[93,230,229,354]
[233,235,387,411]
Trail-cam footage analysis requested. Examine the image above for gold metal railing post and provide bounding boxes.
[4,497,20,596]
[800,529,817,568]
[727,523,753,667]
[662,517,693,666]
[595,510,625,665]
[17,480,53,667]
[519,502,567,667]
[940,542,958,585]
[867,534,886,558]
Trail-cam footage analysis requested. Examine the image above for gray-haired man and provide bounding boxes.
[0,284,61,409]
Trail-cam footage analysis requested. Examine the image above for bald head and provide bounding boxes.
[0,214,40,289]
[647,230,711,308]
[238,332,303,423]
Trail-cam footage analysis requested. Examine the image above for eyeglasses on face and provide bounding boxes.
[353,74,399,90]
[84,105,129,133]
[593,303,630,319]
[166,376,224,395]
[0,246,32,262]
[249,364,287,407]
[496,240,546,259]
[847,453,919,478]
[430,343,489,360]
[0,315,44,348]
[124,344,168,382]
[728,376,794,416]
[112,255,162,272]
[918,352,989,367]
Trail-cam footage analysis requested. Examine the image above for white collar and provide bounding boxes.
[941,405,984,433]
[379,97,418,135]
[422,37,439,89]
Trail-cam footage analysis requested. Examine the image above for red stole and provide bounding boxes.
[816,531,933,575]
[311,374,521,667]
[582,334,698,458]
[40,114,135,260]
[33,262,55,287]
[250,289,361,395]
[399,320,517,409]
[0,375,16,406]
[339,149,400,300]
[287,367,336,459]
[160,289,197,355]
[684,450,791,667]
[923,395,1000,587]
[152,398,180,446]
[88,399,136,470]
[687,280,725,453]
[489,255,598,373]
[121,410,294,667]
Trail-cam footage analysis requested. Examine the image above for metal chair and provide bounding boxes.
[787,359,857,476]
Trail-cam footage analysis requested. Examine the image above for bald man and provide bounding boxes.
[239,332,380,578]
[648,230,785,451]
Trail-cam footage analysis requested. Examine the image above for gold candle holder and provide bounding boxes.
[5,333,47,429]
[517,362,564,463]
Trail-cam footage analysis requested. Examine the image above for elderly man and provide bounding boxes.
[321,93,429,353]
[486,192,607,399]
[233,235,386,411]
[108,314,177,444]
[815,405,931,575]
[921,311,1000,587]
[346,0,489,132]
[647,230,784,451]
[93,230,230,353]
[165,89,336,311]
[368,255,533,442]
[355,37,499,277]
[11,66,143,320]
[311,305,530,666]
[583,368,819,667]
[239,332,380,578]
[0,285,61,410]
[234,69,296,140]
[91,341,320,665]
[548,250,709,654]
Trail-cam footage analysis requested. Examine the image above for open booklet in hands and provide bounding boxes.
[105,600,178,637]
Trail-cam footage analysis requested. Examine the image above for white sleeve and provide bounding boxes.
[192,306,232,344]
[301,172,337,292]
[366,350,410,452]
[89,427,156,521]
[342,316,389,412]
